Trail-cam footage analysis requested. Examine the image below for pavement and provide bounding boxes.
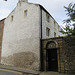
[0,70,75,75]
[0,69,22,75]
[0,64,39,75]
[0,64,75,75]
[40,72,75,75]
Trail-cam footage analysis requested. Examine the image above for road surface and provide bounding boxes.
[0,69,22,75]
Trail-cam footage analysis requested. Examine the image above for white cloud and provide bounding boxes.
[0,9,11,20]
[29,0,75,24]
[0,0,75,25]
[0,9,10,14]
[0,0,18,20]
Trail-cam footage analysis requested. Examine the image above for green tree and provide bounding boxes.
[60,3,75,36]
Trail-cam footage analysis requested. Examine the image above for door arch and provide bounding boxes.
[46,41,58,71]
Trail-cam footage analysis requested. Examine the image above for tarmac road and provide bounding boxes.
[0,69,22,75]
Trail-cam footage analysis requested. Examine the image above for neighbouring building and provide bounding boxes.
[1,0,75,74]
[0,19,5,62]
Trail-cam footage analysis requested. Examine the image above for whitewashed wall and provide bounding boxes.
[1,1,41,71]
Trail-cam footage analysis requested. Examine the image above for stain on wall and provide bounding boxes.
[2,52,40,71]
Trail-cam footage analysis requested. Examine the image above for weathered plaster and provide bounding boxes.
[1,2,41,71]
[2,52,40,70]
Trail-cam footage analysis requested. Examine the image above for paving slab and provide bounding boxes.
[40,72,75,75]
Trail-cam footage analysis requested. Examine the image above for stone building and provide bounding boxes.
[1,0,72,73]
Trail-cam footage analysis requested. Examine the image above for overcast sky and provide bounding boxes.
[0,0,75,26]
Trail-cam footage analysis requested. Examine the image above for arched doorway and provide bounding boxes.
[46,41,58,71]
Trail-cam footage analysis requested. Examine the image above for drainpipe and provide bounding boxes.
[40,6,43,71]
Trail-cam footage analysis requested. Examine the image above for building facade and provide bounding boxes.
[1,0,64,72]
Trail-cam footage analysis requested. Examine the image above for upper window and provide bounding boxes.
[54,21,56,27]
[24,10,27,17]
[58,25,60,31]
[46,13,50,22]
[11,15,13,21]
[58,35,60,37]
[54,32,56,37]
[46,27,50,36]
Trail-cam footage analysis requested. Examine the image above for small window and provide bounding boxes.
[11,15,13,21]
[54,21,56,27]
[24,10,27,17]
[46,27,50,36]
[58,25,60,31]
[60,28,62,31]
[46,13,50,22]
[58,35,60,37]
[54,32,56,37]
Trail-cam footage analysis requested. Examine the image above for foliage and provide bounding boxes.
[60,3,75,36]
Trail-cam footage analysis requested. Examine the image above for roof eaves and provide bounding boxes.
[0,18,6,22]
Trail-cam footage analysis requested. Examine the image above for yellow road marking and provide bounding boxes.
[0,69,22,74]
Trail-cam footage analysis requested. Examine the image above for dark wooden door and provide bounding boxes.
[47,48,58,71]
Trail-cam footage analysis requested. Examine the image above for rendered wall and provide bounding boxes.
[1,2,41,71]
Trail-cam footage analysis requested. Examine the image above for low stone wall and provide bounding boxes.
[42,36,75,73]
[62,36,75,73]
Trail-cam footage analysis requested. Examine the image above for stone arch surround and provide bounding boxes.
[42,37,65,73]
